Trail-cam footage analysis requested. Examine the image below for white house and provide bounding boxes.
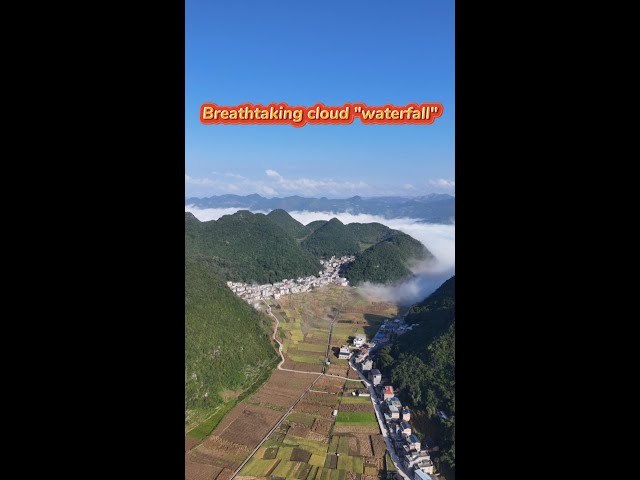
[353,335,366,347]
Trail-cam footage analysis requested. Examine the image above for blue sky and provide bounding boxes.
[186,0,454,198]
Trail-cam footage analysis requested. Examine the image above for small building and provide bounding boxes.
[387,397,402,409]
[388,404,400,419]
[400,420,411,436]
[402,407,411,421]
[370,369,382,385]
[353,334,366,347]
[332,410,338,417]
[383,386,395,400]
[361,359,374,371]
[407,434,421,451]
[338,345,351,360]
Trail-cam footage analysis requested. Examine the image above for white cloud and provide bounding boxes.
[429,178,455,188]
[264,169,369,195]
[185,174,218,187]
[403,183,415,190]
[265,169,282,179]
[185,206,454,305]
[212,171,246,179]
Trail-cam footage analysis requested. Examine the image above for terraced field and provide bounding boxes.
[238,377,387,480]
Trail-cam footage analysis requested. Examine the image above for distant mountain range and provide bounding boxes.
[185,193,455,224]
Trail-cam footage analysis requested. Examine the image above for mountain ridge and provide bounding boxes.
[186,193,454,224]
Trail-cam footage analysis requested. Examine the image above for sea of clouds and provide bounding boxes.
[185,206,455,306]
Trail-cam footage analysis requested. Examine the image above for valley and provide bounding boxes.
[185,285,399,480]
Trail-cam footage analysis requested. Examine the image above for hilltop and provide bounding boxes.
[266,209,311,240]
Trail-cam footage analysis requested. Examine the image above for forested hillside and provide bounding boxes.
[185,254,279,428]
[186,211,321,284]
[376,276,455,473]
[266,209,311,240]
[344,232,433,286]
[301,218,361,257]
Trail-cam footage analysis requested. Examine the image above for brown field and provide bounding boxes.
[295,402,335,419]
[370,435,386,458]
[184,456,224,480]
[281,359,323,373]
[311,418,332,436]
[303,392,340,407]
[288,423,312,438]
[313,376,346,393]
[332,424,380,435]
[217,405,283,448]
[249,370,319,410]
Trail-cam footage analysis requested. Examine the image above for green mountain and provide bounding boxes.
[344,222,395,249]
[301,218,360,257]
[377,276,455,473]
[344,233,434,286]
[306,220,328,232]
[186,210,321,284]
[266,209,311,240]
[185,254,279,428]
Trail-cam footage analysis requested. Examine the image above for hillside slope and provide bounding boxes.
[344,232,433,286]
[185,253,280,430]
[301,218,360,257]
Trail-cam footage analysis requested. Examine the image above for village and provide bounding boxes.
[335,317,441,480]
[226,255,355,306]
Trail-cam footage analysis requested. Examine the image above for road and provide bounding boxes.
[264,301,323,375]
[348,357,413,480]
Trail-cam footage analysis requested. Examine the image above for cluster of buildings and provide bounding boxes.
[337,334,374,361]
[226,255,355,307]
[371,317,418,346]
[373,382,436,479]
[346,320,437,480]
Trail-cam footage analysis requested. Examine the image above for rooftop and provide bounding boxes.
[371,369,381,375]
[414,470,431,480]
[384,386,394,395]
[409,434,420,444]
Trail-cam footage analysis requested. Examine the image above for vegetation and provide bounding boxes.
[301,218,361,257]
[376,276,455,472]
[344,222,395,245]
[306,220,328,232]
[186,210,321,284]
[345,233,433,286]
[335,411,378,425]
[267,209,311,240]
[184,253,279,428]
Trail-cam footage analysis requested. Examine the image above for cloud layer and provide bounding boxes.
[185,206,455,306]
[185,170,455,198]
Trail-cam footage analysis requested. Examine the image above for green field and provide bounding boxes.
[338,454,364,473]
[289,352,325,364]
[240,457,280,476]
[341,395,372,404]
[287,412,316,427]
[335,411,378,425]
